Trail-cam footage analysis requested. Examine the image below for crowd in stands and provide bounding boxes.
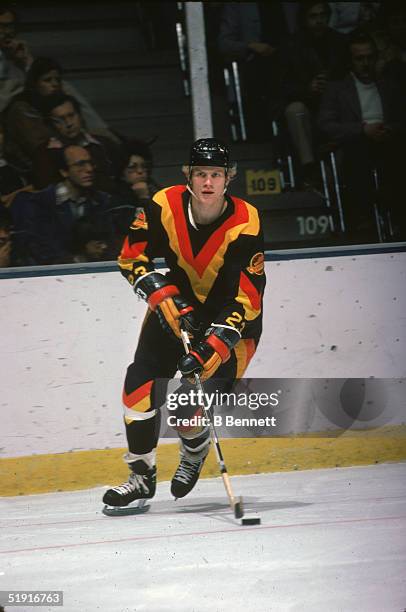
[217,0,406,239]
[0,2,160,268]
[0,1,405,269]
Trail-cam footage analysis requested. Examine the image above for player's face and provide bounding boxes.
[190,166,228,207]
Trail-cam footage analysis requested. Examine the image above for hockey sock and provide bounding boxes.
[125,410,161,455]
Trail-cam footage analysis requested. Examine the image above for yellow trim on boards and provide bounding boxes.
[1,426,405,497]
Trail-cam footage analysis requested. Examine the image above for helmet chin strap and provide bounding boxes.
[186,183,198,200]
[186,175,229,201]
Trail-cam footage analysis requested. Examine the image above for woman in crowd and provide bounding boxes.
[111,139,161,241]
[5,56,119,171]
[4,57,63,168]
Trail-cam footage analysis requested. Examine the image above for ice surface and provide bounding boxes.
[1,463,405,612]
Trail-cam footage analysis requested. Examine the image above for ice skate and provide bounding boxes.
[171,439,210,499]
[103,456,156,516]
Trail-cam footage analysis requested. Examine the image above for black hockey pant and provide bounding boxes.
[122,311,257,460]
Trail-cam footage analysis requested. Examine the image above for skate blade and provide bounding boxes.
[102,498,150,517]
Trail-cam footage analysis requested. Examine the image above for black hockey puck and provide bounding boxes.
[241,515,261,526]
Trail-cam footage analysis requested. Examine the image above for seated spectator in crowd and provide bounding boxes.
[4,57,64,169]
[0,6,117,142]
[71,217,111,263]
[218,2,299,139]
[32,93,121,193]
[11,145,116,265]
[218,1,298,62]
[318,30,406,239]
[279,0,348,186]
[111,139,161,239]
[0,4,32,112]
[0,118,28,204]
[0,203,30,266]
[329,2,381,34]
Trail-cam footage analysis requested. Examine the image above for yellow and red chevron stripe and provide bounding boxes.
[154,186,260,303]
[123,380,153,413]
[118,237,149,265]
[234,338,256,378]
[237,271,262,321]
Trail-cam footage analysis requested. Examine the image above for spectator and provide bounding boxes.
[318,30,406,239]
[329,2,381,35]
[11,145,116,265]
[0,4,32,112]
[71,217,110,263]
[280,0,348,186]
[111,139,161,240]
[218,2,298,61]
[0,202,31,266]
[116,139,159,203]
[32,93,122,192]
[4,57,63,168]
[218,2,299,139]
[0,6,117,142]
[0,118,28,203]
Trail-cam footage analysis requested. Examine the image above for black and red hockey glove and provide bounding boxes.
[178,324,241,381]
[134,272,201,341]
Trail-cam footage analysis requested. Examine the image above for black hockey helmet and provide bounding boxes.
[189,138,229,168]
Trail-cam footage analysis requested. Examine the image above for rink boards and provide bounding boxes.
[1,246,405,495]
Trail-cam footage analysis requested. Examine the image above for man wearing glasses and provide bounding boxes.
[10,145,116,264]
[32,93,121,193]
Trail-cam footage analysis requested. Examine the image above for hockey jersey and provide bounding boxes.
[118,184,265,340]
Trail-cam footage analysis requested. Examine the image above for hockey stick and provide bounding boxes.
[180,329,244,520]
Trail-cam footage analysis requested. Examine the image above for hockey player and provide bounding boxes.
[103,138,265,508]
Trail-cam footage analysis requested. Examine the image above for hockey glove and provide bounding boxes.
[178,324,241,381]
[134,272,201,341]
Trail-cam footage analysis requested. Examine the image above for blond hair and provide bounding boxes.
[182,164,237,180]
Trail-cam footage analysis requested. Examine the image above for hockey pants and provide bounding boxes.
[122,311,257,461]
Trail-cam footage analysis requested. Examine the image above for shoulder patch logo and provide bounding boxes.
[131,207,148,231]
[247,252,264,275]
